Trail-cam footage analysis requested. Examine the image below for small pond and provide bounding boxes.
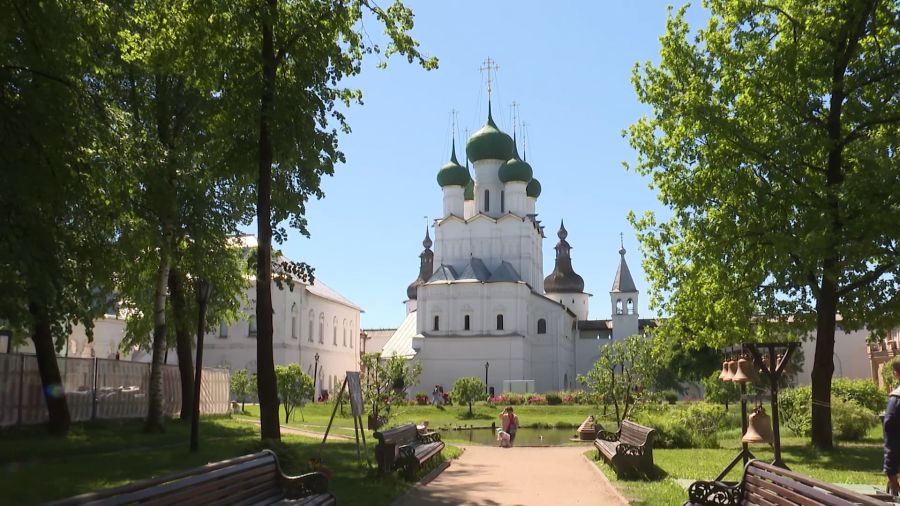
[439,427,587,446]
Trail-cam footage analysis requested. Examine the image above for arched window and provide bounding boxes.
[308,310,314,342]
[333,316,338,345]
[248,316,257,337]
[537,318,547,334]
[484,189,490,212]
[433,315,440,331]
[496,314,504,330]
[616,299,624,315]
[291,303,298,339]
[626,298,634,315]
[343,320,347,346]
[350,326,354,348]
[318,313,325,343]
[464,315,470,331]
[219,321,229,338]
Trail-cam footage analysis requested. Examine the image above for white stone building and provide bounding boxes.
[382,104,650,394]
[202,269,362,399]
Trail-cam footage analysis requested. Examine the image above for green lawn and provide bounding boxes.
[589,426,885,506]
[240,400,605,433]
[1,416,460,505]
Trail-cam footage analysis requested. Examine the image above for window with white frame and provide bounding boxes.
[318,313,324,343]
[308,310,314,342]
[333,316,338,345]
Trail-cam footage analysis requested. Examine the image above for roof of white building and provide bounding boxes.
[305,279,362,311]
[380,311,418,359]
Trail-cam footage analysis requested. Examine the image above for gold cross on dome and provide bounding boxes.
[479,57,500,100]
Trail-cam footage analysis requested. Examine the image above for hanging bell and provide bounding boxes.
[742,406,774,444]
[718,360,731,381]
[731,357,759,384]
[720,359,735,382]
[728,359,739,381]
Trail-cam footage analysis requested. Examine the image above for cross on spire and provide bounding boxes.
[619,232,624,248]
[479,57,500,100]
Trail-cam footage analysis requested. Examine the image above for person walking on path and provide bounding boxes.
[500,406,519,447]
[885,360,900,496]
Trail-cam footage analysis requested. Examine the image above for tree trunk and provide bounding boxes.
[28,302,70,435]
[169,268,194,420]
[256,0,280,441]
[811,284,838,450]
[145,255,171,432]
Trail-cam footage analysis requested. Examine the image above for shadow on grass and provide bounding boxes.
[781,443,881,473]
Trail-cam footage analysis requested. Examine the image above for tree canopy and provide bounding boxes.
[628,0,899,450]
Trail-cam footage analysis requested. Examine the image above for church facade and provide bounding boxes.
[381,104,650,394]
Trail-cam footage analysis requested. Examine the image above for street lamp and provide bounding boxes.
[313,352,320,401]
[190,278,212,453]
[485,362,490,395]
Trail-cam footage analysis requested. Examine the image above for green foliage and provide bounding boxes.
[360,353,422,426]
[701,370,740,407]
[451,377,486,416]
[882,358,900,391]
[780,386,813,437]
[578,335,664,426]
[230,369,257,411]
[831,378,884,413]
[635,403,724,449]
[545,392,562,405]
[831,397,878,441]
[781,383,879,440]
[627,0,900,449]
[274,364,313,423]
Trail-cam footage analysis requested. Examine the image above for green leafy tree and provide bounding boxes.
[628,0,900,450]
[578,335,663,427]
[207,0,437,441]
[451,377,485,416]
[0,0,127,435]
[275,364,313,423]
[360,353,422,429]
[109,1,255,431]
[230,368,258,413]
[700,370,740,410]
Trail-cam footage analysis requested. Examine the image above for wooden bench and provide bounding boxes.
[48,450,335,506]
[577,415,598,441]
[594,419,656,478]
[374,423,444,478]
[685,460,885,506]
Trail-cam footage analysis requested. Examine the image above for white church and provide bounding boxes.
[381,103,653,394]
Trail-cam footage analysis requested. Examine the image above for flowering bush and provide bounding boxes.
[526,394,547,405]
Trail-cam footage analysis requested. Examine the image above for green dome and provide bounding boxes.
[526,178,542,198]
[465,103,514,163]
[499,143,533,183]
[437,140,470,187]
[464,179,474,200]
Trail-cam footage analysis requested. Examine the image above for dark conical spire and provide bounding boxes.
[611,241,637,293]
[407,228,434,300]
[543,221,585,293]
[450,137,460,165]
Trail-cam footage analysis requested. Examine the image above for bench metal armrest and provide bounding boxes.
[398,444,416,461]
[686,480,742,506]
[615,443,645,456]
[420,432,442,444]
[597,429,620,442]
[283,471,330,498]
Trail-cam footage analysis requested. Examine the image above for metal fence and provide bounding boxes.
[0,354,230,427]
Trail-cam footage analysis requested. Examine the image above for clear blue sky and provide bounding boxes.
[274,1,709,329]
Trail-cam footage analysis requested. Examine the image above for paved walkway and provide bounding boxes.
[393,445,627,506]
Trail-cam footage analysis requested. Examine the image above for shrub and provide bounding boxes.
[831,378,884,413]
[633,411,695,448]
[526,394,547,405]
[779,385,812,437]
[883,357,900,391]
[662,390,679,404]
[680,402,727,435]
[701,370,740,407]
[504,393,525,405]
[572,390,592,405]
[832,397,877,441]
[545,392,562,405]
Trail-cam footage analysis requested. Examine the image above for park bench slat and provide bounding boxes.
[48,451,334,506]
[686,460,885,506]
[594,420,655,478]
[374,423,444,478]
